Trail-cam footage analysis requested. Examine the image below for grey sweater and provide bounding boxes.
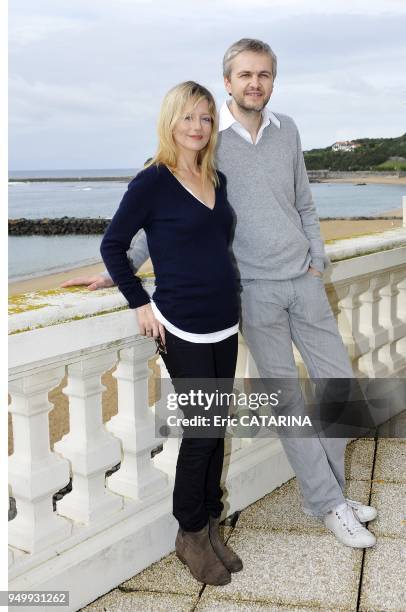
[103,112,328,281]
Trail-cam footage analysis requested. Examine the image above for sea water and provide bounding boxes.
[8,170,405,280]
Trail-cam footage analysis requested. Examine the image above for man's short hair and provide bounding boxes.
[223,38,277,80]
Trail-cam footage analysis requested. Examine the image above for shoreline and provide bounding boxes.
[8,208,403,296]
[319,176,406,185]
[9,174,406,185]
[8,259,154,296]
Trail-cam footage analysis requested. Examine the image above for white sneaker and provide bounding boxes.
[324,502,376,548]
[346,498,377,523]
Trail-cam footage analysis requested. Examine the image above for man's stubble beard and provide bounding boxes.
[232,91,272,114]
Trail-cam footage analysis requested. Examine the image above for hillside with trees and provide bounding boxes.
[304,133,406,171]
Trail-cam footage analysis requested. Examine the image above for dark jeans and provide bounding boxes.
[160,329,238,532]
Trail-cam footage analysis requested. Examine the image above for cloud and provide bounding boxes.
[214,0,406,16]
[8,0,406,168]
[9,15,91,47]
[9,76,157,130]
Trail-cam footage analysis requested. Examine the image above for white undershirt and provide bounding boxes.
[152,176,238,343]
[151,300,238,343]
[218,100,281,144]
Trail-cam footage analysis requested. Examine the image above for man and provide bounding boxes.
[62,39,377,548]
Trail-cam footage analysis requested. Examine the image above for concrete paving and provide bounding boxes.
[83,431,406,612]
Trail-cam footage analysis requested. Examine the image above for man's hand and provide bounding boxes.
[61,275,115,290]
[308,266,322,278]
[136,303,166,345]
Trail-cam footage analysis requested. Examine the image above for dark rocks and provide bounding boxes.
[8,217,111,236]
[9,177,133,183]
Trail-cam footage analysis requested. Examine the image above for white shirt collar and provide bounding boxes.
[218,100,281,133]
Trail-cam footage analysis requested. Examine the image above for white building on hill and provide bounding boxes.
[332,140,361,152]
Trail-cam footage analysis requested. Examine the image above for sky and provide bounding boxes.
[8,0,406,170]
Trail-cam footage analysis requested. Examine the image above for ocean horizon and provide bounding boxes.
[9,168,139,179]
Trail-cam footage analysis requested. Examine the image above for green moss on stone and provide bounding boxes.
[37,286,86,297]
[325,228,402,245]
[8,303,48,315]
[9,305,128,335]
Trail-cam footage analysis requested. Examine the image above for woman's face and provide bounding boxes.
[172,98,213,154]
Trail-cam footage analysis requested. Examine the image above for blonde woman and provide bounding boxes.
[100,82,242,585]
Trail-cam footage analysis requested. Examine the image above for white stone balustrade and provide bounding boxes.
[54,353,123,524]
[152,355,181,478]
[357,274,390,377]
[106,343,169,500]
[8,367,72,553]
[7,228,406,611]
[337,280,371,367]
[396,274,406,357]
[378,271,406,373]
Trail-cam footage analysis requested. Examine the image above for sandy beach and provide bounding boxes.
[319,175,406,185]
[8,259,154,296]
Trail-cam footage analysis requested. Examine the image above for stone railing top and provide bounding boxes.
[327,227,406,261]
[8,276,154,336]
[8,228,406,335]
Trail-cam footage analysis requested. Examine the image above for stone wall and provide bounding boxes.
[308,170,405,179]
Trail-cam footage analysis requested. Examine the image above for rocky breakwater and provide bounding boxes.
[9,217,110,235]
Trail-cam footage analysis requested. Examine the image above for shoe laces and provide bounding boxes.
[346,498,361,510]
[335,503,364,535]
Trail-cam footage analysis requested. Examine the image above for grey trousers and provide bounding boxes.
[240,272,354,517]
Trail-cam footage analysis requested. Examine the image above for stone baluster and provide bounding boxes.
[222,332,247,455]
[8,367,72,553]
[337,280,370,374]
[378,270,406,374]
[397,273,406,317]
[325,282,342,320]
[234,332,249,391]
[234,342,276,449]
[54,353,122,524]
[357,274,390,377]
[293,345,307,377]
[226,337,255,451]
[394,272,406,360]
[106,340,169,499]
[245,349,259,378]
[241,348,262,448]
[152,354,180,478]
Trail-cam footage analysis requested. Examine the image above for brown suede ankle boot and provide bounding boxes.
[175,524,231,585]
[208,516,243,572]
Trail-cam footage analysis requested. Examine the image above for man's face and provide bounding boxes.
[224,50,274,112]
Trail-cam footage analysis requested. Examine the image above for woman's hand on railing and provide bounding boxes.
[136,303,165,345]
[61,275,115,290]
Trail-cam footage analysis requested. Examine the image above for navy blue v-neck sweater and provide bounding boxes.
[100,164,239,334]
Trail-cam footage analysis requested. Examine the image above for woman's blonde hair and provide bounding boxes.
[145,81,219,187]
